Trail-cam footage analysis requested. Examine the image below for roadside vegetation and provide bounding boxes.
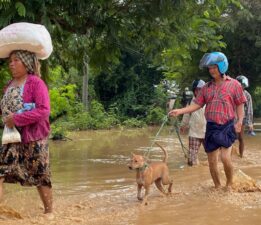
[0,0,260,139]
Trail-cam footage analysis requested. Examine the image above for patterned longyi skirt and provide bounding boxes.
[0,139,52,187]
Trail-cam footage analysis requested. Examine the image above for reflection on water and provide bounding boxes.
[51,128,192,193]
[1,127,261,225]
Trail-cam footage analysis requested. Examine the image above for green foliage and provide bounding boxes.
[122,118,145,128]
[0,0,242,78]
[50,123,68,140]
[0,65,11,99]
[159,0,239,84]
[221,0,261,117]
[152,83,169,109]
[51,100,120,134]
[1,0,260,134]
[94,53,163,119]
[15,2,26,17]
[49,84,77,120]
[88,100,119,129]
[48,66,66,88]
[145,107,166,125]
[66,111,93,130]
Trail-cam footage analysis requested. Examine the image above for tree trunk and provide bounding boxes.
[82,55,89,111]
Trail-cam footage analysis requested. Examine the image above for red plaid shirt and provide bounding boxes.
[194,76,246,125]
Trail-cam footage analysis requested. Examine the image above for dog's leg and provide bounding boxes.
[155,178,167,195]
[162,175,173,195]
[141,186,150,205]
[137,184,143,201]
[167,179,173,195]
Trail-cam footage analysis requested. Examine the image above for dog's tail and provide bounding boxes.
[155,142,168,163]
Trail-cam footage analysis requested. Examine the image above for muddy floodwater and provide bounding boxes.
[0,126,260,225]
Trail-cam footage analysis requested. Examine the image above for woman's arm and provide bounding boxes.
[13,79,50,126]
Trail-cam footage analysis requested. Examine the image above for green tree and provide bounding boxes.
[222,0,261,116]
[1,0,250,122]
[0,0,242,78]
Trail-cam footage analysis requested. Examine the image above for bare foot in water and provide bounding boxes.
[42,212,55,220]
[209,186,222,192]
[223,185,233,192]
[215,185,222,190]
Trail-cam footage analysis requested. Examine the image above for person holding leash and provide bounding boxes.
[169,52,246,189]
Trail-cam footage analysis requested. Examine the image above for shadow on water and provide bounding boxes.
[1,127,261,225]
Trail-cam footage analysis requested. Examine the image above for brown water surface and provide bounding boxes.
[0,127,260,225]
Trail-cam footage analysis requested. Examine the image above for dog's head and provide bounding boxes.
[128,153,146,170]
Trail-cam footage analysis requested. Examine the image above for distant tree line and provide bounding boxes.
[0,0,260,136]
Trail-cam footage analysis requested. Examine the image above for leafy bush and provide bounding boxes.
[89,100,119,129]
[0,66,11,99]
[145,106,166,125]
[49,84,77,120]
[51,100,120,135]
[122,118,145,128]
[50,123,68,140]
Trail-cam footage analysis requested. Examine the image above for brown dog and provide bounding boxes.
[128,142,173,205]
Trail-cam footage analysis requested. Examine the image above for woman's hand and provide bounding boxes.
[3,112,15,128]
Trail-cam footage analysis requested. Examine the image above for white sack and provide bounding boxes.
[0,22,53,59]
[1,126,21,145]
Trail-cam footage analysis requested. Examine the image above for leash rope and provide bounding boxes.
[171,117,189,159]
[144,114,189,160]
[144,115,169,158]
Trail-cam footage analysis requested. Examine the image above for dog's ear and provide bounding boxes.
[131,152,136,157]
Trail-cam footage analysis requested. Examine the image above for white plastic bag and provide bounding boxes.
[0,22,53,59]
[1,125,21,145]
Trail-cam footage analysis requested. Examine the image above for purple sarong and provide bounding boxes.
[204,120,237,152]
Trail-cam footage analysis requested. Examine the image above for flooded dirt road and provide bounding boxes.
[0,127,260,225]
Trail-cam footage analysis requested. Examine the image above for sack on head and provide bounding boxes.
[0,22,53,59]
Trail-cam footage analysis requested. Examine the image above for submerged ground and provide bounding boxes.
[0,127,260,225]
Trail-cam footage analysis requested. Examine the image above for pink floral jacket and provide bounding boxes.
[5,74,50,143]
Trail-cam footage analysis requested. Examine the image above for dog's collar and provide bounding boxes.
[138,163,149,172]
